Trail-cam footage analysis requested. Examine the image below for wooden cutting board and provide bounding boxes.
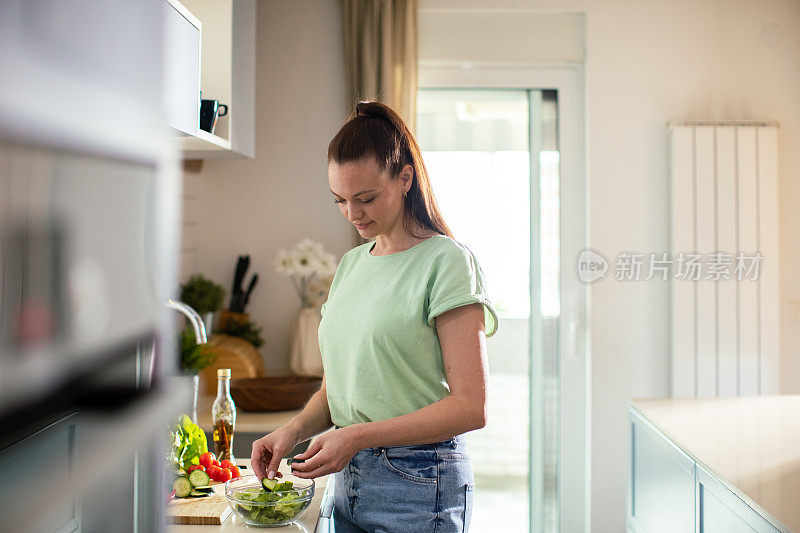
[166,485,232,525]
[198,334,263,394]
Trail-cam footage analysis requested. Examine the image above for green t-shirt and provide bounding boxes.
[318,235,498,428]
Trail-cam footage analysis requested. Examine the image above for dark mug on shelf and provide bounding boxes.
[199,99,228,135]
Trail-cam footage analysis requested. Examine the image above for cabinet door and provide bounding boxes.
[164,0,201,136]
[697,466,782,533]
[0,412,79,532]
[629,409,696,532]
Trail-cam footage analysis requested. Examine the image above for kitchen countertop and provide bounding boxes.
[167,460,329,532]
[631,395,800,532]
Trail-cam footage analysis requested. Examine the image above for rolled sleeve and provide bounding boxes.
[426,244,498,337]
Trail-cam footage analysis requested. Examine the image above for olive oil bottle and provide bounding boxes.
[212,368,237,461]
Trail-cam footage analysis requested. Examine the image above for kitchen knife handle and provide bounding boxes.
[241,274,258,311]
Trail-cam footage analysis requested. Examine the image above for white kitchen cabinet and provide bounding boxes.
[628,400,794,533]
[1,1,194,529]
[172,0,256,159]
[0,413,79,532]
[627,395,800,533]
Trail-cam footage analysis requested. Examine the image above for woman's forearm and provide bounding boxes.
[286,386,334,443]
[348,393,486,449]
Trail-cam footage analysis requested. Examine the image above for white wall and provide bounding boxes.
[183,0,800,531]
[419,10,585,64]
[182,0,352,375]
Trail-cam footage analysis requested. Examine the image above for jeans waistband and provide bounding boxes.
[334,425,461,449]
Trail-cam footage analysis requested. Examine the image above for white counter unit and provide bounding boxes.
[629,396,800,532]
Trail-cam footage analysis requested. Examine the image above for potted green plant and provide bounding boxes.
[180,274,225,334]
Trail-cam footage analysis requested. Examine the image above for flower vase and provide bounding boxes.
[289,307,323,377]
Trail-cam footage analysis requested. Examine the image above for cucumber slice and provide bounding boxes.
[173,476,192,498]
[189,490,209,497]
[188,469,210,488]
[261,478,278,491]
[191,486,213,493]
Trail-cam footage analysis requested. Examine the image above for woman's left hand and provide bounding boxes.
[289,426,362,479]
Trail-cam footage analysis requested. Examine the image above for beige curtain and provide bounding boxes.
[342,0,417,246]
[342,0,418,130]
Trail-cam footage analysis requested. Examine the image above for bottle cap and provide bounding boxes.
[217,368,231,379]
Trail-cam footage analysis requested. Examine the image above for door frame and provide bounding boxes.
[418,62,589,533]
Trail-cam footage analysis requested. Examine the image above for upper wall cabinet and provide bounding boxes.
[168,0,256,159]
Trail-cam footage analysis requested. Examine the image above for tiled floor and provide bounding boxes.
[470,475,529,532]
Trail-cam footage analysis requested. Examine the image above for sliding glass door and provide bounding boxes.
[417,88,561,532]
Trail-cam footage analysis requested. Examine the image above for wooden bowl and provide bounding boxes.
[230,376,322,412]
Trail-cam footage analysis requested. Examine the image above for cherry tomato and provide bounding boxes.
[199,452,215,469]
[220,459,235,470]
[187,465,205,473]
[218,468,232,483]
[212,459,221,467]
[230,465,241,478]
[207,465,222,481]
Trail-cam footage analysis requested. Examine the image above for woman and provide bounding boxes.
[251,101,498,532]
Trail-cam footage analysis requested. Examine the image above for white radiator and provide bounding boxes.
[670,122,780,398]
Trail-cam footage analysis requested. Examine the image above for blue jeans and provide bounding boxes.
[332,435,475,533]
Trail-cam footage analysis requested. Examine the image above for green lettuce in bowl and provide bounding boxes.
[225,475,314,527]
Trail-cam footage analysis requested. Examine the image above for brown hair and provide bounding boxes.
[327,101,453,239]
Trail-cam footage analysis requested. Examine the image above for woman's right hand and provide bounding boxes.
[251,423,301,480]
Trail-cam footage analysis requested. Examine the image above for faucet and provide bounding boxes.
[167,299,207,423]
[167,299,207,344]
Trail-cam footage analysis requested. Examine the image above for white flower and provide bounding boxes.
[291,249,316,277]
[274,239,340,306]
[273,249,294,276]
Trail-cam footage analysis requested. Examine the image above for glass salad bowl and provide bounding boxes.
[225,474,315,527]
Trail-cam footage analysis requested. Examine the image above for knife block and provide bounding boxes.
[217,310,249,331]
